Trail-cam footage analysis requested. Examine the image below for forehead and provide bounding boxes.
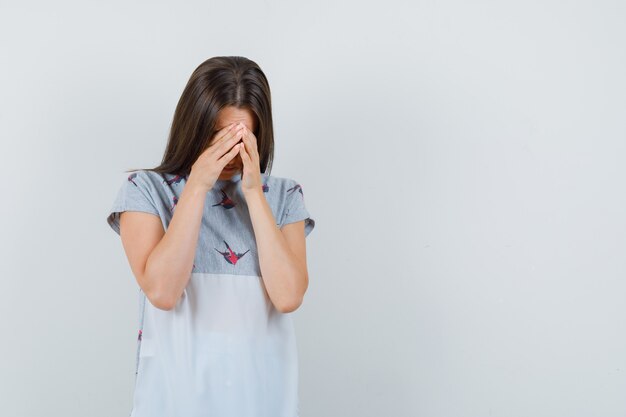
[215,106,257,130]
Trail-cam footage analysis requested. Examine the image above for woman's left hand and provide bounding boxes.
[238,124,263,196]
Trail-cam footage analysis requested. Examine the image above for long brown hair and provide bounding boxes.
[126,56,275,177]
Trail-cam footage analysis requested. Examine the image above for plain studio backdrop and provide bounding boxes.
[1,0,625,416]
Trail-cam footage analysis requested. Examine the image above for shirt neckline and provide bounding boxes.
[212,172,242,189]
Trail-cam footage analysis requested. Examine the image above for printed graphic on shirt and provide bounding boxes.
[214,240,250,265]
[169,196,178,212]
[128,172,139,186]
[287,183,304,197]
[212,189,237,209]
[164,174,186,186]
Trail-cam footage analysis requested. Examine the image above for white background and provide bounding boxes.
[1,0,625,416]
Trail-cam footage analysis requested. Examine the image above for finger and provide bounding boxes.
[237,144,245,168]
[239,140,251,164]
[213,128,244,159]
[211,123,242,148]
[209,123,234,147]
[218,142,242,165]
[242,126,258,153]
[242,128,258,161]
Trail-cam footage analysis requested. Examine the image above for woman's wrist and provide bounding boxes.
[186,173,211,195]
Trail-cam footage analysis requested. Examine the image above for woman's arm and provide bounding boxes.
[120,179,207,311]
[236,122,309,313]
[244,188,309,313]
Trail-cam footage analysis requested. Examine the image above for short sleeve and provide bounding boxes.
[106,170,161,236]
[280,179,315,237]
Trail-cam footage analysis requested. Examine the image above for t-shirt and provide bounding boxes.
[106,169,315,417]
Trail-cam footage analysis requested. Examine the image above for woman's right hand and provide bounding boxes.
[188,123,244,191]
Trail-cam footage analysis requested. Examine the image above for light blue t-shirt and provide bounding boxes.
[107,169,315,417]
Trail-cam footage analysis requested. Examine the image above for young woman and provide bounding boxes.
[106,56,315,417]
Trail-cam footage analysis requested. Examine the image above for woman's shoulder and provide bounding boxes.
[123,170,185,207]
[127,169,161,183]
[262,173,309,206]
[263,173,299,189]
[130,169,187,188]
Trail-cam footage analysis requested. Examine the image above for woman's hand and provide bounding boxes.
[238,124,263,196]
[188,123,244,191]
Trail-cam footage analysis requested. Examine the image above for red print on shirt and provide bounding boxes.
[212,189,236,209]
[169,196,178,212]
[164,174,186,186]
[214,240,250,265]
